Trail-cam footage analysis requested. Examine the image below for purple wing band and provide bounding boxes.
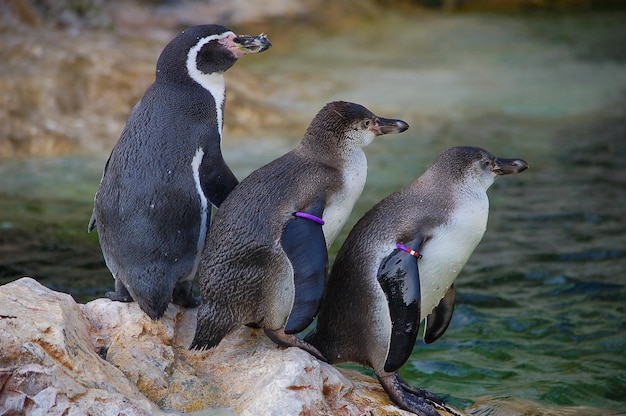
[294,212,325,225]
[397,243,421,258]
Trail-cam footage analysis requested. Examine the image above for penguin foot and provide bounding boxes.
[397,375,448,406]
[378,373,452,416]
[105,279,134,303]
[397,375,464,416]
[172,280,200,308]
[264,328,328,362]
[105,291,134,302]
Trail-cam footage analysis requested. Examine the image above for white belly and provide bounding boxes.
[322,152,367,247]
[418,197,489,317]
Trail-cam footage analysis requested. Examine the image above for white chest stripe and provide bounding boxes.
[189,148,209,280]
[186,33,232,139]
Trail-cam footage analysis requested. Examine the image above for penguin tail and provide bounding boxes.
[303,329,325,357]
[189,304,236,351]
[304,327,345,365]
[303,328,317,345]
[87,212,96,233]
[129,276,175,321]
[138,297,169,321]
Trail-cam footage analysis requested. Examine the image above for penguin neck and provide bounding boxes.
[323,148,369,246]
[296,131,370,246]
[299,131,366,171]
[181,43,226,139]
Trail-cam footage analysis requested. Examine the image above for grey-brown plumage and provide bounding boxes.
[88,25,271,320]
[306,146,528,415]
[190,101,409,356]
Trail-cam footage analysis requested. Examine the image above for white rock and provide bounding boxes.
[1,277,465,416]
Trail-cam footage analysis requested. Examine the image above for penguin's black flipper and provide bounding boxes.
[377,238,422,373]
[199,153,239,208]
[424,284,456,344]
[282,198,328,334]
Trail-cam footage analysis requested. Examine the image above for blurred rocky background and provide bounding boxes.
[0,0,623,158]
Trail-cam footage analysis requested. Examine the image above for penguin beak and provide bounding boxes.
[232,33,272,55]
[493,158,529,175]
[370,117,410,136]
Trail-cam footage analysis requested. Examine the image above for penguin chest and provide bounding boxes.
[418,197,489,317]
[322,153,367,246]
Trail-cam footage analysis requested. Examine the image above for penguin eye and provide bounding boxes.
[363,120,371,128]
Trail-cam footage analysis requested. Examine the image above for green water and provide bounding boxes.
[1,10,625,414]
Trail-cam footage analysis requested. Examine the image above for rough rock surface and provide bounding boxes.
[0,277,466,415]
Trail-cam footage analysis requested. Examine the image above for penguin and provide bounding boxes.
[88,25,271,320]
[189,101,409,357]
[305,146,528,415]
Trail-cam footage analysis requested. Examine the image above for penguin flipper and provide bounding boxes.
[200,154,239,208]
[424,284,456,344]
[282,198,328,334]
[377,238,422,373]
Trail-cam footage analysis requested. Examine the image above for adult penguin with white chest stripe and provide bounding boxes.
[88,25,271,320]
[306,146,528,415]
[190,101,409,357]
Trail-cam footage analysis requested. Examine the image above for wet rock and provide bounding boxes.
[0,277,466,415]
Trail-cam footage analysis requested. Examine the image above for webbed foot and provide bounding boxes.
[264,327,327,362]
[378,373,463,416]
[105,279,134,302]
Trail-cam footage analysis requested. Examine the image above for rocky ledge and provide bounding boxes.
[0,277,466,415]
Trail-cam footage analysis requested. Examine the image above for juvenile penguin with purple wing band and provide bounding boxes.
[89,25,271,320]
[306,146,528,415]
[190,101,409,357]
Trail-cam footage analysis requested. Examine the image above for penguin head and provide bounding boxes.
[304,101,409,150]
[155,24,271,85]
[435,146,529,191]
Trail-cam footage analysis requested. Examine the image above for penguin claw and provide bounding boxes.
[105,291,134,303]
[378,373,452,416]
[264,328,328,362]
[397,375,464,416]
[106,280,134,303]
[397,375,447,406]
